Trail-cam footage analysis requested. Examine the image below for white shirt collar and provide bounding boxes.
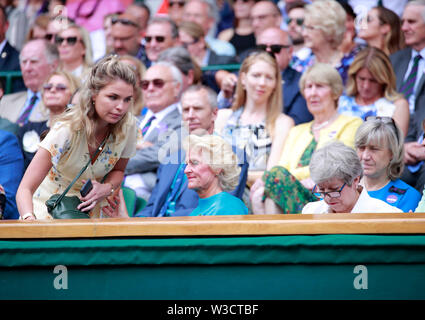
[0,39,7,54]
[143,102,178,123]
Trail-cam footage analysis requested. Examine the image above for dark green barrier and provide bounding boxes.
[0,71,23,94]
[201,64,241,72]
[1,234,425,299]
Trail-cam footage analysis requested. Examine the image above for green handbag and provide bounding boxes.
[45,136,107,219]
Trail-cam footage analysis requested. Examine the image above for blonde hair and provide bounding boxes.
[346,47,403,102]
[41,70,80,121]
[183,134,240,192]
[305,0,346,49]
[232,51,282,138]
[56,55,138,147]
[299,63,343,104]
[57,23,93,68]
[44,69,81,96]
[118,55,146,115]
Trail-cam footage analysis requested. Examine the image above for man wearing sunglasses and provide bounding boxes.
[285,0,312,71]
[124,62,183,201]
[111,13,148,65]
[217,27,312,125]
[0,39,59,126]
[144,17,179,65]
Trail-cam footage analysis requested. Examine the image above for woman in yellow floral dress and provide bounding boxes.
[16,55,138,220]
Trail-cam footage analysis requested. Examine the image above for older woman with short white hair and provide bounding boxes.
[297,0,353,84]
[183,134,248,216]
[302,141,402,214]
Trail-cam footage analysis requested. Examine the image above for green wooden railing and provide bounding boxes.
[0,71,23,94]
[200,64,241,72]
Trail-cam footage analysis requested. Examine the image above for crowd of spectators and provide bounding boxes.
[0,0,425,220]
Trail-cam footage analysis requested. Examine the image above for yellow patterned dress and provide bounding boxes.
[33,120,137,219]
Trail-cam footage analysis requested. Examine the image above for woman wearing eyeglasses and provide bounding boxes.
[302,141,402,214]
[338,47,409,137]
[16,70,80,170]
[215,51,294,201]
[297,0,351,85]
[250,63,362,214]
[355,118,421,212]
[358,6,404,56]
[217,0,257,58]
[55,23,93,80]
[16,56,138,220]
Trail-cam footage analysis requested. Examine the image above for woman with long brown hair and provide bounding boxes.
[358,6,404,56]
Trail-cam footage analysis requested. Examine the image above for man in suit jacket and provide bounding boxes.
[390,0,425,191]
[0,39,59,125]
[217,27,312,125]
[135,84,248,217]
[124,62,183,200]
[0,5,25,94]
[0,129,24,219]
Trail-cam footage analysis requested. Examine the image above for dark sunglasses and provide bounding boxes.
[256,44,290,54]
[141,79,174,90]
[145,36,166,43]
[111,16,139,28]
[286,17,304,26]
[169,1,185,8]
[236,0,255,3]
[365,116,400,144]
[54,35,80,46]
[43,83,68,91]
[45,33,54,41]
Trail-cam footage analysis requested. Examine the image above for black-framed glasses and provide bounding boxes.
[145,36,166,43]
[169,1,185,8]
[111,16,139,28]
[313,183,346,199]
[43,83,68,92]
[141,79,174,90]
[256,44,290,54]
[365,116,400,144]
[286,17,304,26]
[235,0,255,3]
[54,35,81,46]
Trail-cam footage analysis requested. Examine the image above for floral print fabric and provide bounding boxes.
[33,120,137,219]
